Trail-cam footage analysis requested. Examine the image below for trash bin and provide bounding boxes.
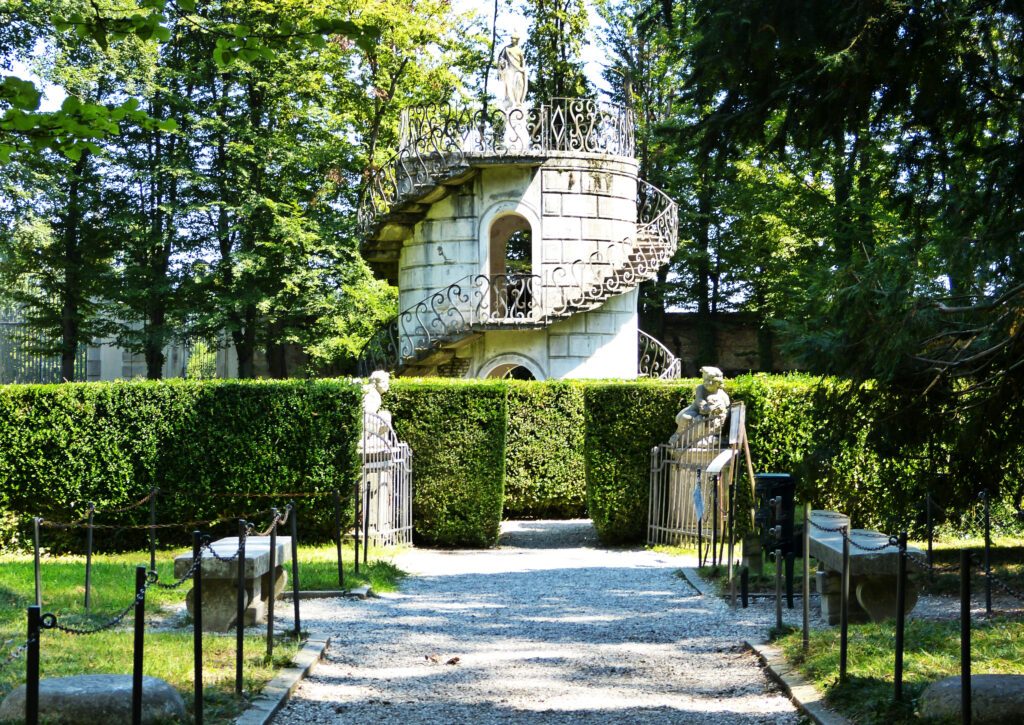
[754,473,796,556]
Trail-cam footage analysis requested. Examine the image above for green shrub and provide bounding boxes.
[384,380,507,547]
[0,379,362,550]
[583,380,688,544]
[504,381,586,519]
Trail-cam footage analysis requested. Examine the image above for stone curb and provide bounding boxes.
[234,633,330,725]
[745,640,851,725]
[679,567,715,596]
[281,585,376,600]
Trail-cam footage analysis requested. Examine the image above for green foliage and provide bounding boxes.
[777,618,1024,725]
[504,381,586,519]
[0,379,362,549]
[524,0,590,102]
[384,380,507,547]
[583,379,684,544]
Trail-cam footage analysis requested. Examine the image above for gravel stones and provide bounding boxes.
[271,520,799,724]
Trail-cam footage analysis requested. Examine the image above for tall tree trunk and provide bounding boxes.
[694,166,717,365]
[60,151,90,382]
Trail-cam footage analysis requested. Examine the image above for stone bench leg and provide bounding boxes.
[855,576,919,622]
[815,566,870,625]
[816,566,920,624]
[186,565,287,632]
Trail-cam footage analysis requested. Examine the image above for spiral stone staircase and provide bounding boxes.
[357,97,681,380]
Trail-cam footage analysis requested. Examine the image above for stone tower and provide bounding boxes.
[357,93,680,381]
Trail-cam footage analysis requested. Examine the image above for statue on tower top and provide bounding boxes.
[498,35,528,108]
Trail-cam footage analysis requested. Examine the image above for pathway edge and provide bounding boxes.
[234,632,330,725]
[745,640,851,725]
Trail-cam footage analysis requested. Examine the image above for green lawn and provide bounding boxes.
[0,544,404,723]
[777,617,1024,724]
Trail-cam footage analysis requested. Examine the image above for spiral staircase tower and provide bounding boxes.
[357,97,680,380]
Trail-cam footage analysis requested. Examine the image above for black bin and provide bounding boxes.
[754,473,796,556]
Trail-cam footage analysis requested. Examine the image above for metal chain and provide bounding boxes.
[49,571,158,636]
[847,535,899,552]
[94,489,159,515]
[807,517,848,534]
[907,554,961,573]
[201,525,250,563]
[0,639,31,674]
[987,570,1024,603]
[39,508,273,531]
[150,557,201,590]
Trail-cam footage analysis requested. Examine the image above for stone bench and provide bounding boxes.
[807,510,925,624]
[174,536,289,632]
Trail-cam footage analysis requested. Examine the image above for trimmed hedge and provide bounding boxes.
[583,381,684,544]
[0,380,362,550]
[384,380,507,547]
[504,381,586,519]
[1,374,978,551]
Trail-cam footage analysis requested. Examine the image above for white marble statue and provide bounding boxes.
[669,366,730,447]
[362,370,393,439]
[498,35,528,107]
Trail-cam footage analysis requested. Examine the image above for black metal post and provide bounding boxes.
[353,484,360,575]
[149,488,158,573]
[982,491,991,615]
[803,502,810,653]
[132,565,146,725]
[840,526,850,683]
[333,489,344,588]
[289,501,301,638]
[697,516,703,567]
[235,520,246,697]
[711,479,719,568]
[362,477,371,567]
[926,493,934,569]
[267,510,277,661]
[727,475,736,607]
[894,531,907,702]
[774,548,783,630]
[192,531,203,725]
[33,517,42,607]
[27,605,40,725]
[785,552,795,609]
[84,503,95,611]
[961,548,972,725]
[740,566,749,608]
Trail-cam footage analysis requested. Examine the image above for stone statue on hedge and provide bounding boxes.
[362,370,393,443]
[669,366,730,448]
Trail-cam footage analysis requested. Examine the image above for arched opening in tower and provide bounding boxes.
[488,214,533,320]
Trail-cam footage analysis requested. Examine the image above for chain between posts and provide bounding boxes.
[38,507,274,531]
[47,570,158,635]
[0,639,31,674]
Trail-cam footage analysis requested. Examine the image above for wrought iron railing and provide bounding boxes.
[638,330,681,379]
[356,273,543,375]
[359,97,635,232]
[356,176,678,375]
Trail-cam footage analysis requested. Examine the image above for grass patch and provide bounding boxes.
[0,544,405,722]
[650,544,698,558]
[777,617,1024,724]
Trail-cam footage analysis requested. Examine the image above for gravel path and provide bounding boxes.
[272,520,801,724]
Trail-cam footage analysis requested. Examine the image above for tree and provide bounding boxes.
[523,0,590,102]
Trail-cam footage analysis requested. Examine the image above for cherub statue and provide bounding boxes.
[362,370,393,438]
[669,366,730,447]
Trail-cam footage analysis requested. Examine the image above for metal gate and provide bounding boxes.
[359,412,413,547]
[648,403,746,546]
